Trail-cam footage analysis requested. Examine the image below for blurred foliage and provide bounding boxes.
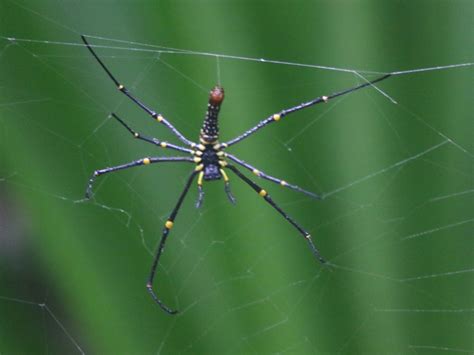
[0,0,472,353]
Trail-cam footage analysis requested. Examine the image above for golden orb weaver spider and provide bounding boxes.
[81,35,391,314]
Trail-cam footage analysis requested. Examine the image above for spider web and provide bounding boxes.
[0,0,473,353]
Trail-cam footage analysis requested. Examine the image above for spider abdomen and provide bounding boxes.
[200,86,224,143]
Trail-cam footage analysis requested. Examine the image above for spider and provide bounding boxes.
[81,35,391,314]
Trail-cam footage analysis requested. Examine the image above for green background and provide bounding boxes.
[0,0,472,354]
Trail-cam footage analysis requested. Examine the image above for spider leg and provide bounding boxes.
[194,170,236,209]
[220,168,236,204]
[195,171,204,208]
[225,153,320,199]
[147,170,198,314]
[227,165,326,264]
[85,157,194,199]
[111,113,194,154]
[224,74,391,147]
[81,35,194,146]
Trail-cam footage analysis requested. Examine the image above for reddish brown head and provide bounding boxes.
[209,86,225,105]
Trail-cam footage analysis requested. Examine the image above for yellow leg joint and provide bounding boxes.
[259,189,267,197]
[220,169,229,182]
[280,180,288,186]
[195,164,204,171]
[197,171,204,186]
[160,142,167,148]
[156,114,164,122]
[273,113,281,121]
[165,220,174,229]
[252,169,261,176]
[143,158,151,165]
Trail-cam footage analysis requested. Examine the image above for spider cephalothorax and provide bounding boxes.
[81,34,391,315]
[199,145,223,180]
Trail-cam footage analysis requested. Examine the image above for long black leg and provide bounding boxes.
[146,170,198,314]
[224,74,391,147]
[227,165,326,264]
[85,157,193,198]
[111,113,193,154]
[81,35,195,147]
[225,153,320,199]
